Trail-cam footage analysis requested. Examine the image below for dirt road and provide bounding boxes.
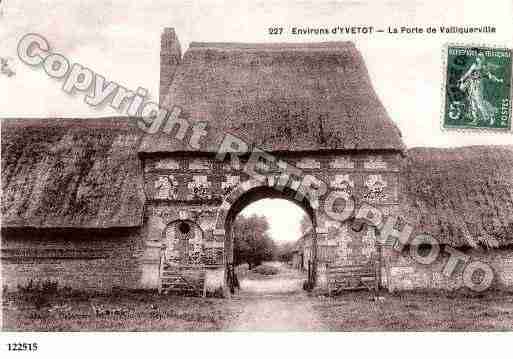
[226,262,328,331]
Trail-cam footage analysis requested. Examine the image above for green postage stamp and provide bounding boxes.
[443,45,512,131]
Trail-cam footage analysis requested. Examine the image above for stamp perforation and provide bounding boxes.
[440,42,513,133]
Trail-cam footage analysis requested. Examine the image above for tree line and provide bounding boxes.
[232,213,311,268]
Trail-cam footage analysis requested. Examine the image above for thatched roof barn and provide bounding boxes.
[1,117,145,228]
[139,40,405,153]
[401,145,513,249]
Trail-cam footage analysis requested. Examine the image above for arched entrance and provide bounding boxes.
[220,182,319,294]
[142,153,399,295]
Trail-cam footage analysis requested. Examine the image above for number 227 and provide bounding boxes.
[269,27,283,35]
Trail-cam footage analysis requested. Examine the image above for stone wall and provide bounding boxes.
[383,245,513,292]
[1,228,144,292]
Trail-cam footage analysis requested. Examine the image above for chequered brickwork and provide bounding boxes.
[143,153,402,272]
[145,153,401,205]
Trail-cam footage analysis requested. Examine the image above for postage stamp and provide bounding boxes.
[442,45,512,131]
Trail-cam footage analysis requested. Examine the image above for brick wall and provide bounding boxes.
[1,227,144,292]
[317,153,401,268]
[143,152,402,291]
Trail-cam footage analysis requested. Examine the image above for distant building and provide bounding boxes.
[292,231,337,272]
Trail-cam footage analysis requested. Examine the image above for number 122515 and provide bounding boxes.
[7,343,38,351]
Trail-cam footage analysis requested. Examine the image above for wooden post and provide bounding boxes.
[202,270,207,298]
[312,228,318,286]
[307,260,310,284]
[326,263,331,296]
[376,243,382,291]
[385,252,393,292]
[158,246,164,294]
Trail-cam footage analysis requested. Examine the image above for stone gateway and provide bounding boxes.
[1,28,513,295]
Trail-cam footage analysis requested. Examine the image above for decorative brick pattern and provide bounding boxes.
[296,158,321,169]
[330,157,355,169]
[187,175,212,200]
[221,175,240,196]
[189,159,211,170]
[155,159,180,170]
[164,224,182,262]
[330,174,355,194]
[154,175,179,200]
[361,226,377,258]
[202,248,224,265]
[364,156,387,170]
[363,174,388,202]
[113,134,140,148]
[164,220,214,265]
[334,225,351,263]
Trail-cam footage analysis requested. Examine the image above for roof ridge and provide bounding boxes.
[0,117,140,130]
[189,41,355,50]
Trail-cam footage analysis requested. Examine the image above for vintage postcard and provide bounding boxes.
[1,1,513,358]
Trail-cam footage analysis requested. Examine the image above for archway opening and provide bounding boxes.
[223,185,317,295]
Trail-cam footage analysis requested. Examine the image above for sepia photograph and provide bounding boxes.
[1,0,513,357]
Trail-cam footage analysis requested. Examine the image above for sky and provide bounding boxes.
[1,0,512,242]
[239,199,309,244]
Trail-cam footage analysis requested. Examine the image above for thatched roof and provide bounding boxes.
[1,118,145,228]
[401,146,513,248]
[140,41,405,153]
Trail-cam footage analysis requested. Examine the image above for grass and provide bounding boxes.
[3,285,513,331]
[313,290,513,331]
[2,290,243,331]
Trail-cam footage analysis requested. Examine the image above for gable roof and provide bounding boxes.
[401,145,513,248]
[1,117,145,228]
[139,41,405,153]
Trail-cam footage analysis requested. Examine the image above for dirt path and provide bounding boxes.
[225,262,328,331]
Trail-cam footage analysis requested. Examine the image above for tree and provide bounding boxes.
[300,213,312,235]
[232,214,275,269]
[271,214,311,263]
